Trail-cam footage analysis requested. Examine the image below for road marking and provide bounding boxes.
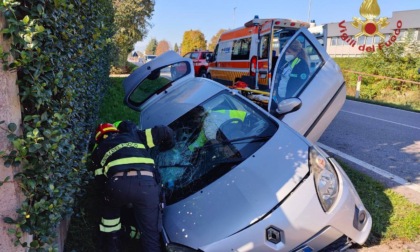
[341,110,420,130]
[317,142,420,193]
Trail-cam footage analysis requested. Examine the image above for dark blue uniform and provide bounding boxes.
[91,120,174,252]
[285,56,310,97]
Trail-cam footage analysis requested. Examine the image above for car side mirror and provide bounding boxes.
[276,98,302,115]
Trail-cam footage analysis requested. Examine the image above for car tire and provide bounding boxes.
[199,69,207,78]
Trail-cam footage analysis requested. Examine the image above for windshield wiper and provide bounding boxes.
[192,135,271,152]
[219,135,272,145]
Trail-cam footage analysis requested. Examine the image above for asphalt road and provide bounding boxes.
[318,99,420,203]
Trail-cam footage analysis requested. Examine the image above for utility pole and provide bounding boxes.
[233,7,237,27]
[308,0,312,23]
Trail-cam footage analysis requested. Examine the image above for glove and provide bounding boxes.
[153,125,175,151]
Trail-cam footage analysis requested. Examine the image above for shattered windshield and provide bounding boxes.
[156,91,278,204]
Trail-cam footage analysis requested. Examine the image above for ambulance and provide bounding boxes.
[207,16,311,90]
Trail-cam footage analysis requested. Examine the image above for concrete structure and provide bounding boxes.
[323,9,420,57]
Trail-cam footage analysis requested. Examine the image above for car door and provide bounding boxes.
[268,28,346,142]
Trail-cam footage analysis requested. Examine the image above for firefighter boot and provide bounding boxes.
[105,231,122,252]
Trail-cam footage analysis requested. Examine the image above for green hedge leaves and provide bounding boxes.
[1,0,115,250]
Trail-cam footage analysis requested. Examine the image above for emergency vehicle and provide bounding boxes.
[207,16,310,90]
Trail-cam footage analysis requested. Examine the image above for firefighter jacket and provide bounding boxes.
[91,121,174,180]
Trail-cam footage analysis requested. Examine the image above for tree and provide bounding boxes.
[113,0,154,65]
[181,30,206,55]
[145,38,158,55]
[174,43,179,54]
[156,40,170,55]
[208,29,227,52]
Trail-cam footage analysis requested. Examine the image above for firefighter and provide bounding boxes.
[91,120,174,252]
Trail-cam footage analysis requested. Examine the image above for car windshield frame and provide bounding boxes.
[154,91,278,204]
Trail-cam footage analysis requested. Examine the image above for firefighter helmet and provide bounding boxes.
[95,123,119,142]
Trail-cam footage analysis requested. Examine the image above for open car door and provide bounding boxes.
[268,28,346,142]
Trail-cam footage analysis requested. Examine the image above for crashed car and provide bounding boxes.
[122,29,371,252]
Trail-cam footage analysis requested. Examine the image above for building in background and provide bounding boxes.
[322,9,420,57]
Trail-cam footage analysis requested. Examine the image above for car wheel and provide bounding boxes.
[199,69,207,78]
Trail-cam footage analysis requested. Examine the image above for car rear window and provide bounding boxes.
[190,52,200,59]
[127,61,191,107]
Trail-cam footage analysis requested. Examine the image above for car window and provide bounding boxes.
[231,38,251,60]
[127,61,191,107]
[213,44,219,61]
[270,33,324,110]
[156,91,278,204]
[260,34,270,59]
[274,29,297,54]
[190,52,200,59]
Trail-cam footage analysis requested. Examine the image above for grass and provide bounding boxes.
[346,95,420,113]
[64,77,419,251]
[97,77,139,123]
[341,163,420,245]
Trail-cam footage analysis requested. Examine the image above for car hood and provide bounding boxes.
[163,126,310,249]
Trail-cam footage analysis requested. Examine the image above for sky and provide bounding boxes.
[134,0,420,52]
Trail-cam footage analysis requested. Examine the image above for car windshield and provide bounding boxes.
[190,52,200,59]
[155,91,278,204]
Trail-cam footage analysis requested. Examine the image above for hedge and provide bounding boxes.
[0,0,115,250]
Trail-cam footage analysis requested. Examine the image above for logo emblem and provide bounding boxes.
[352,0,389,39]
[337,0,402,52]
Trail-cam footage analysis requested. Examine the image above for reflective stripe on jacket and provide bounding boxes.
[100,217,121,233]
[92,128,156,177]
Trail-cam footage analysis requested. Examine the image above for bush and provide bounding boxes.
[334,32,420,111]
[110,62,139,75]
[0,0,115,250]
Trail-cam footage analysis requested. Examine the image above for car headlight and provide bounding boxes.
[166,243,200,252]
[309,146,339,212]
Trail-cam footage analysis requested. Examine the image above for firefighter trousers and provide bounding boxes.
[102,172,162,252]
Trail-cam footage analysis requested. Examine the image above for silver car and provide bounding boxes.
[122,29,371,252]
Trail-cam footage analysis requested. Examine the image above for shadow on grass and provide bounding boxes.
[64,181,101,252]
